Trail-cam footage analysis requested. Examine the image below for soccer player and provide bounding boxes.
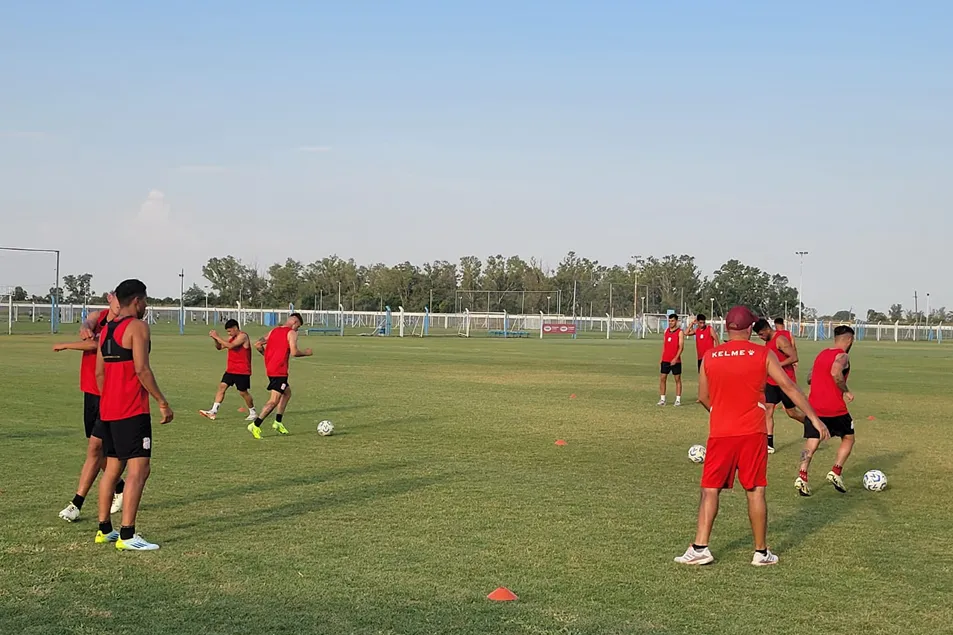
[675,306,829,567]
[754,318,806,454]
[95,279,173,551]
[686,313,720,371]
[796,325,857,496]
[774,317,799,370]
[54,294,126,522]
[657,314,685,406]
[199,319,257,422]
[247,312,312,439]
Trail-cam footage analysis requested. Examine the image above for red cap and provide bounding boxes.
[725,306,757,331]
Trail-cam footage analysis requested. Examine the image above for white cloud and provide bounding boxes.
[138,189,171,225]
[297,145,332,153]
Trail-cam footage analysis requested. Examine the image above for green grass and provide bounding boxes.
[1,330,952,634]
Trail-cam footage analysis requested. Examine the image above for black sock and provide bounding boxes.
[756,548,768,555]
[72,494,85,509]
[99,520,113,535]
[115,479,125,494]
[254,417,263,427]
[692,543,707,551]
[275,413,283,423]
[767,435,774,447]
[120,525,135,540]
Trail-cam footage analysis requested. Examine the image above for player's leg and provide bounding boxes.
[676,437,730,565]
[236,375,257,421]
[826,418,855,493]
[738,433,776,565]
[764,402,776,453]
[657,364,669,405]
[249,379,284,438]
[796,419,823,495]
[272,386,292,435]
[200,381,230,420]
[782,392,807,425]
[673,365,683,406]
[113,415,158,550]
[745,487,771,555]
[96,456,124,544]
[60,396,124,520]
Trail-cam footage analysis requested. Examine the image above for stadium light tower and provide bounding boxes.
[630,254,643,319]
[795,251,809,328]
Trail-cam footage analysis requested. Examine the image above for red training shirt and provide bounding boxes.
[694,325,716,360]
[661,327,682,363]
[703,340,769,438]
[809,348,851,417]
[99,317,150,421]
[226,333,252,375]
[80,309,110,395]
[765,331,796,386]
[264,326,292,377]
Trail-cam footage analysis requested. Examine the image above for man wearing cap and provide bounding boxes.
[675,306,829,566]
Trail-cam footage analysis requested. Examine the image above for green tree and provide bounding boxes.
[866,309,888,322]
[888,303,903,322]
[12,286,28,302]
[265,259,304,307]
[62,273,93,303]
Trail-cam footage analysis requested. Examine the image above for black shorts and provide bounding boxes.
[805,414,854,439]
[221,373,251,392]
[100,414,153,460]
[267,376,289,394]
[764,384,795,409]
[660,362,682,376]
[83,392,103,439]
[697,358,703,372]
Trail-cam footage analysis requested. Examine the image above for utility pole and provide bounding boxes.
[795,251,809,329]
[179,269,185,335]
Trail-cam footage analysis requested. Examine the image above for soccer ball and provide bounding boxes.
[688,444,706,464]
[317,420,334,436]
[863,469,887,492]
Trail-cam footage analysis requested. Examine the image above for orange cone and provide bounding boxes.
[570,394,577,399]
[867,415,876,421]
[238,407,247,413]
[487,587,518,601]
[555,439,567,446]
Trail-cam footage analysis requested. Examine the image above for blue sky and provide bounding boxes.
[1,1,950,313]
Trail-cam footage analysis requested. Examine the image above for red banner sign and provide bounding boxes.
[542,323,576,335]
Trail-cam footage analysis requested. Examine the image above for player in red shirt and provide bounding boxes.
[675,306,829,567]
[199,319,257,422]
[686,313,720,372]
[95,279,173,551]
[54,293,125,522]
[247,312,312,439]
[774,317,798,370]
[754,318,806,454]
[796,325,857,496]
[657,314,685,406]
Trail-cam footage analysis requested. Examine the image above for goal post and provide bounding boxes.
[0,246,61,334]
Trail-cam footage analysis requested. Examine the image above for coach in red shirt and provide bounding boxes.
[675,306,829,567]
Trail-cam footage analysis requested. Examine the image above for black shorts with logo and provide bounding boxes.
[805,414,854,439]
[660,362,682,376]
[83,392,106,439]
[267,376,289,394]
[221,372,251,392]
[764,383,795,410]
[100,414,152,460]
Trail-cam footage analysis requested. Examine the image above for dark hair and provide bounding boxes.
[696,313,706,321]
[224,319,239,329]
[834,325,855,337]
[753,318,771,333]
[668,313,678,320]
[290,312,304,326]
[774,317,784,326]
[115,279,147,306]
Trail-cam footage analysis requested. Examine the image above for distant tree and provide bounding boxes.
[62,273,94,303]
[888,303,903,322]
[866,309,888,322]
[831,310,855,322]
[12,286,28,302]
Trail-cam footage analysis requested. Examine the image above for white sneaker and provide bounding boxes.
[674,545,714,565]
[674,399,682,407]
[116,534,160,551]
[58,502,80,522]
[245,412,258,421]
[827,471,847,493]
[751,550,779,566]
[767,445,776,455]
[656,399,666,407]
[199,409,217,421]
[111,492,124,514]
[795,477,812,497]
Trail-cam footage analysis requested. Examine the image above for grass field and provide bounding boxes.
[1,329,952,634]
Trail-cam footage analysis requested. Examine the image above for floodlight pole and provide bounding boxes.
[795,251,809,330]
[179,269,185,335]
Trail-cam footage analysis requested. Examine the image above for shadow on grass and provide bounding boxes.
[720,451,908,554]
[162,472,449,540]
[0,428,75,440]
[149,460,421,512]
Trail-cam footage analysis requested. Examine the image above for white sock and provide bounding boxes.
[248,408,257,416]
[659,395,666,402]
[675,396,681,404]
[210,402,221,413]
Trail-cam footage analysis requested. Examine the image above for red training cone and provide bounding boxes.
[238,407,247,413]
[569,393,577,399]
[867,416,876,421]
[487,587,518,601]
[555,439,567,446]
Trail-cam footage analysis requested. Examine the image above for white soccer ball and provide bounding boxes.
[688,444,706,464]
[317,420,334,436]
[863,469,887,492]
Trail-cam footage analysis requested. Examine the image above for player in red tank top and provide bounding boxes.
[657,314,686,406]
[686,313,720,372]
[754,319,805,454]
[199,319,258,422]
[795,325,857,496]
[52,293,126,522]
[774,317,799,371]
[675,306,829,567]
[94,279,173,551]
[248,313,312,439]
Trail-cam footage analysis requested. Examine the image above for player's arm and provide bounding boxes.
[776,336,798,367]
[831,352,854,403]
[288,330,313,357]
[686,318,697,336]
[711,328,721,347]
[53,339,98,353]
[254,334,267,356]
[675,330,685,361]
[95,343,106,394]
[129,321,173,424]
[211,330,245,350]
[767,352,829,440]
[79,310,105,340]
[697,357,711,412]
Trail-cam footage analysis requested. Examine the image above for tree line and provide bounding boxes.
[8,252,949,323]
